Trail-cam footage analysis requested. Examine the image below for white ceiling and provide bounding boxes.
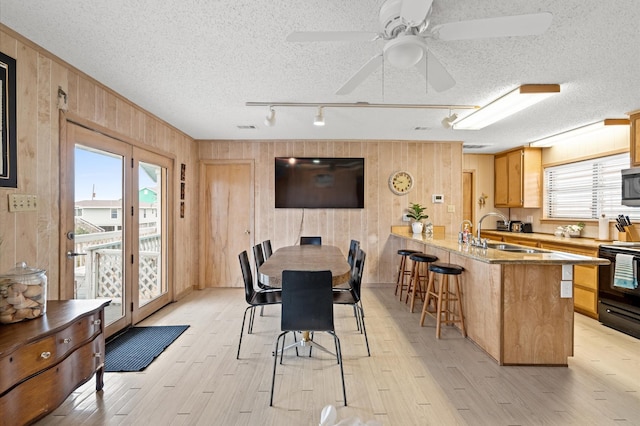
[1,0,639,153]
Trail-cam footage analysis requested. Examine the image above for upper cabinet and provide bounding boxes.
[494,147,542,208]
[630,111,640,167]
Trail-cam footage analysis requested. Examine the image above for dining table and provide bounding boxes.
[258,244,352,354]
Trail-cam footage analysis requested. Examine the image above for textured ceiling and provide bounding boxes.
[1,0,639,153]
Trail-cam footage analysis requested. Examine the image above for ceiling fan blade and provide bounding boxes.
[415,50,455,92]
[400,0,433,27]
[434,12,553,41]
[286,31,379,42]
[336,54,383,95]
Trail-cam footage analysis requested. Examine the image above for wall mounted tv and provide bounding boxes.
[275,157,364,209]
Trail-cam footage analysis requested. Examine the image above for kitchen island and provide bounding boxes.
[391,227,609,366]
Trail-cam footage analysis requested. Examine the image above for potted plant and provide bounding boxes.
[564,222,585,238]
[407,202,428,234]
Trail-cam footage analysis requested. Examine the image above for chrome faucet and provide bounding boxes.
[477,212,509,240]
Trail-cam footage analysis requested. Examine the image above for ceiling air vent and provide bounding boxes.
[237,125,257,130]
[413,126,431,131]
[462,144,488,150]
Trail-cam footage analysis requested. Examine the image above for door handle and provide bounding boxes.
[67,251,87,258]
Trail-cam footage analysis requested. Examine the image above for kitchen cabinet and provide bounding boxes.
[630,111,640,167]
[494,148,541,208]
[0,300,110,425]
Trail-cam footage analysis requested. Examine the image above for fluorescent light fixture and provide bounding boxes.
[529,118,630,147]
[313,106,325,126]
[264,107,275,126]
[453,84,560,130]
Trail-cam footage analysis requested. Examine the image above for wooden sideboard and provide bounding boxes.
[0,299,110,425]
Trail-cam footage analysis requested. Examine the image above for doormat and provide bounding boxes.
[105,325,189,372]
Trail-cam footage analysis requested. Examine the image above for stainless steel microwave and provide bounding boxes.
[622,167,640,206]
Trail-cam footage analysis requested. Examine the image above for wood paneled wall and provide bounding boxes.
[198,140,464,283]
[0,25,199,299]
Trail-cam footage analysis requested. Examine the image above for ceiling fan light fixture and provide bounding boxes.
[529,118,630,147]
[383,35,424,69]
[313,106,325,126]
[264,107,276,127]
[453,84,560,130]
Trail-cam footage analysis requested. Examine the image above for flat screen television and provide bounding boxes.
[275,157,364,208]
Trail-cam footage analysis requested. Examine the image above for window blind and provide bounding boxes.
[544,153,640,220]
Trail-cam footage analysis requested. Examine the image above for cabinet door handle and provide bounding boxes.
[40,351,51,359]
[62,338,72,344]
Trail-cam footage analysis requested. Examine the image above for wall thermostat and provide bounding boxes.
[432,194,444,203]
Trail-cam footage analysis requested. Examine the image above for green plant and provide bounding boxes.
[407,202,428,222]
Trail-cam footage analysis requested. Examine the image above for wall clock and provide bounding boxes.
[388,170,414,195]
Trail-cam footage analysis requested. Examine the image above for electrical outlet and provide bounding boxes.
[560,280,573,298]
[562,265,573,280]
[526,215,533,223]
[8,194,38,212]
[447,205,455,213]
[402,213,410,222]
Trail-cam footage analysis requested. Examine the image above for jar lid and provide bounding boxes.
[1,261,46,278]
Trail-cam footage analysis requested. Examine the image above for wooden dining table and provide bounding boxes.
[258,244,351,287]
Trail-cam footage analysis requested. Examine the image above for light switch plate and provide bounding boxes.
[560,280,573,298]
[8,194,38,212]
[447,205,455,213]
[432,194,444,203]
[562,265,573,280]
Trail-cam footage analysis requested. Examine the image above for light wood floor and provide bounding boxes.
[38,286,640,425]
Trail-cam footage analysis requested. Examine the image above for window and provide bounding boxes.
[111,208,118,219]
[544,153,640,220]
[75,208,82,217]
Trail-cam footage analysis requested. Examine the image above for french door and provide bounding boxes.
[60,122,172,337]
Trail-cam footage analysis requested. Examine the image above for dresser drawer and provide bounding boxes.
[0,335,104,424]
[56,311,102,359]
[0,335,57,395]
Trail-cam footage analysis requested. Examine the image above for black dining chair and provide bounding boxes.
[236,251,281,360]
[270,269,347,406]
[262,240,273,260]
[252,244,274,290]
[333,249,370,356]
[347,239,360,268]
[300,236,322,245]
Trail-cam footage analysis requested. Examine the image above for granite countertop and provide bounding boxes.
[479,229,606,250]
[391,229,609,266]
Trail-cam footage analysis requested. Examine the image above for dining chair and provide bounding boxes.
[300,236,322,245]
[252,244,274,290]
[347,239,360,268]
[333,249,370,356]
[262,239,273,260]
[270,269,347,406]
[236,251,281,360]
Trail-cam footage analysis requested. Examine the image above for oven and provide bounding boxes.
[598,245,640,339]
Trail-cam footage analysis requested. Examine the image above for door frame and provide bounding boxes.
[199,159,255,289]
[59,112,176,336]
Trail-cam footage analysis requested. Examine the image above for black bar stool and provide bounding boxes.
[420,262,466,338]
[406,253,438,313]
[395,249,420,300]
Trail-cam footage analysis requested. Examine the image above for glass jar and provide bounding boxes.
[0,262,47,324]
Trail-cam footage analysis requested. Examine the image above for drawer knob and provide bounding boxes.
[40,351,51,359]
[63,338,72,344]
[93,319,101,326]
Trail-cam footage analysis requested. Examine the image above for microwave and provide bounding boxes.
[622,167,640,206]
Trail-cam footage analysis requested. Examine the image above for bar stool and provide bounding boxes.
[420,262,466,339]
[406,253,438,313]
[395,249,420,300]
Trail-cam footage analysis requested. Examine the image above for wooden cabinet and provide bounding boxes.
[502,235,540,248]
[0,299,110,425]
[630,111,640,166]
[494,148,542,208]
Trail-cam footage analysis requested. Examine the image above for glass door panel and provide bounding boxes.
[73,145,127,327]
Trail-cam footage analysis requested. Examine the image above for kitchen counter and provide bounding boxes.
[390,227,607,366]
[479,229,605,250]
[391,228,608,266]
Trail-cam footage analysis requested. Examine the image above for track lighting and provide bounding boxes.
[313,106,325,126]
[264,107,276,127]
[441,112,458,128]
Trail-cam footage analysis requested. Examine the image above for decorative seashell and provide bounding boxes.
[0,297,9,308]
[14,308,34,320]
[0,306,16,315]
[6,293,25,306]
[13,298,39,310]
[0,313,15,323]
[10,283,28,293]
[23,285,43,298]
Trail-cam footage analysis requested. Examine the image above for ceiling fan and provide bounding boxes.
[286,0,553,95]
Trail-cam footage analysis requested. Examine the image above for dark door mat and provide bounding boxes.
[105,325,189,372]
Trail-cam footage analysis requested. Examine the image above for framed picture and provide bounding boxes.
[180,163,186,181]
[180,201,185,218]
[0,51,17,188]
[180,182,185,200]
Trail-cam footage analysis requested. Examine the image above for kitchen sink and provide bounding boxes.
[486,242,549,254]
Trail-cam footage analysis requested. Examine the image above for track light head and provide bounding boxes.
[313,106,325,126]
[264,107,276,127]
[441,112,458,128]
